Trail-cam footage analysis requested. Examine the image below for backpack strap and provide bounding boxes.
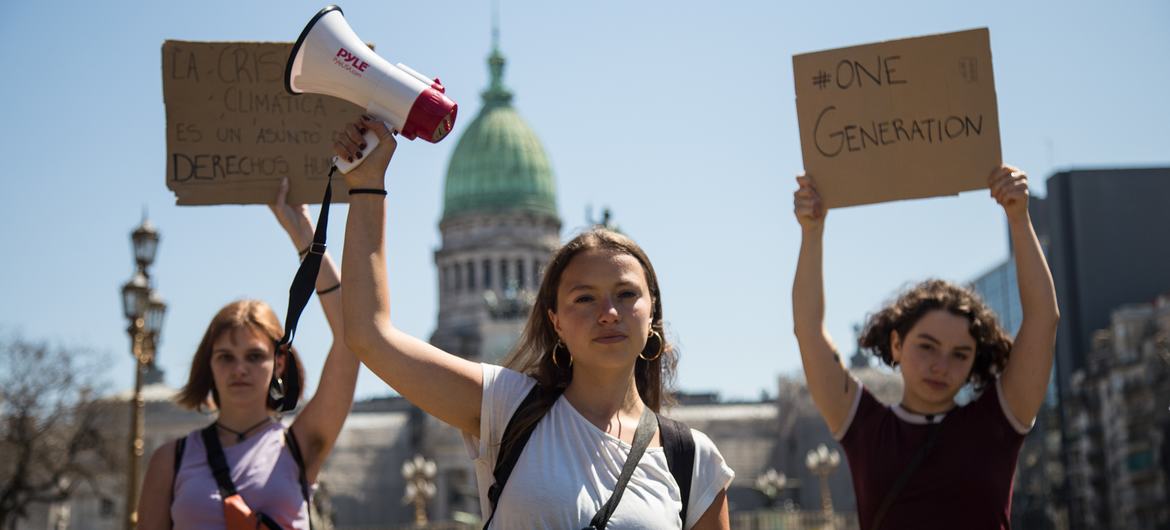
[173,436,187,482]
[283,428,314,530]
[657,415,695,527]
[483,383,562,530]
[169,436,187,530]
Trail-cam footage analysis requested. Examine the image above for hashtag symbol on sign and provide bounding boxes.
[812,71,831,89]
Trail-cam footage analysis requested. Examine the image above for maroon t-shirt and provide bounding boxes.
[837,380,1031,530]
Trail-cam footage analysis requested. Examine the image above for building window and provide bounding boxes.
[441,265,449,292]
[517,259,526,289]
[453,262,462,291]
[467,259,476,290]
[533,259,542,287]
[483,259,493,289]
[500,259,509,289]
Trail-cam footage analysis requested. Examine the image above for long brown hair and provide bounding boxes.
[175,300,305,411]
[858,279,1012,392]
[501,228,679,413]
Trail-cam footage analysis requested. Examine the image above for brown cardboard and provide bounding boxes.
[163,41,367,205]
[793,28,1001,209]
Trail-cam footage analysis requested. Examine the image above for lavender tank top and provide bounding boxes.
[172,422,311,530]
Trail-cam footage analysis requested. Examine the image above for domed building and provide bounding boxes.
[416,40,564,523]
[429,41,561,363]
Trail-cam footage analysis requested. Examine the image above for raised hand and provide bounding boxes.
[335,115,397,190]
[989,165,1030,222]
[269,176,315,251]
[794,174,827,231]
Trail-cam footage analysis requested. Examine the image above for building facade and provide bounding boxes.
[1064,296,1170,530]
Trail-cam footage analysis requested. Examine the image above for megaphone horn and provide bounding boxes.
[285,5,458,172]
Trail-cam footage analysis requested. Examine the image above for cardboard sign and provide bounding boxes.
[793,28,1001,209]
[163,41,367,205]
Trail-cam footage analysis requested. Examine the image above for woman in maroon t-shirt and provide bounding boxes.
[791,165,1059,530]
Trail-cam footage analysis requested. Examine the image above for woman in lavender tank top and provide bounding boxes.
[136,177,360,530]
[791,165,1060,529]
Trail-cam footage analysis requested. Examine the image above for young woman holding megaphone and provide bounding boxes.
[338,115,734,529]
[791,165,1059,529]
[137,179,359,530]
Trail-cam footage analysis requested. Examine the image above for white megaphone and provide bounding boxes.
[285,5,458,173]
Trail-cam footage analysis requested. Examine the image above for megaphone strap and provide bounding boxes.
[275,165,336,411]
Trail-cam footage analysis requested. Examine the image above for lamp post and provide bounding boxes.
[120,217,165,530]
[755,468,790,508]
[805,443,841,517]
[402,454,437,526]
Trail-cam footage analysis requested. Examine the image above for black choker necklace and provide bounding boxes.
[215,417,273,442]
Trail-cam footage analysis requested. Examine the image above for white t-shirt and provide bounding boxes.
[463,364,735,529]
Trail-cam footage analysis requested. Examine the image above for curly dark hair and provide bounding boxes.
[858,279,1012,391]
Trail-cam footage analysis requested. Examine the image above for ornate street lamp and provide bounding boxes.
[120,216,165,530]
[755,468,791,508]
[402,454,437,526]
[805,443,841,517]
[131,218,159,271]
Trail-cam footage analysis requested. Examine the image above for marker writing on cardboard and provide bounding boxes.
[811,56,908,90]
[813,106,984,157]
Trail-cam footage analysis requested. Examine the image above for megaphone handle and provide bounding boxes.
[333,129,382,174]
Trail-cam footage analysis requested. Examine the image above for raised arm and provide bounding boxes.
[269,177,359,482]
[792,175,858,435]
[339,116,483,437]
[992,165,1059,428]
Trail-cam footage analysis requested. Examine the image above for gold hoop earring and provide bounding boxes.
[639,330,664,361]
[551,338,573,368]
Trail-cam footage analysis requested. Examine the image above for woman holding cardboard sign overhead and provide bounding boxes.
[136,178,359,530]
[337,115,734,529]
[792,165,1058,529]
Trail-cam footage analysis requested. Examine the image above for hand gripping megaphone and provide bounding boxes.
[285,5,458,173]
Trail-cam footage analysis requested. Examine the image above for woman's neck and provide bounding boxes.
[215,403,274,435]
[563,364,644,431]
[899,392,957,416]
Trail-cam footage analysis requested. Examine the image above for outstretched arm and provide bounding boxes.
[792,175,858,435]
[270,177,359,483]
[340,116,483,437]
[992,165,1059,428]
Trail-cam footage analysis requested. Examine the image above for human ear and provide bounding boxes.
[889,329,903,363]
[547,309,561,337]
[274,347,287,376]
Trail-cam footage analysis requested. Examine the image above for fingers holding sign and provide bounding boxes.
[794,174,827,231]
[268,177,315,251]
[988,165,1030,221]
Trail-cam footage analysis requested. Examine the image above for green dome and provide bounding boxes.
[442,49,557,221]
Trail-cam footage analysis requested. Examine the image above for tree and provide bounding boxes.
[0,334,116,529]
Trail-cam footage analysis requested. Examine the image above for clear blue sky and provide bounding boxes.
[1,1,1166,402]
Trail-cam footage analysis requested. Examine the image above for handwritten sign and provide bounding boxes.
[793,28,1001,208]
[163,41,367,205]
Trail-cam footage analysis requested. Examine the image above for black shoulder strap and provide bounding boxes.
[657,415,695,527]
[870,421,944,530]
[169,436,188,529]
[483,383,562,530]
[200,424,238,497]
[173,436,187,478]
[587,407,657,530]
[284,428,314,530]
